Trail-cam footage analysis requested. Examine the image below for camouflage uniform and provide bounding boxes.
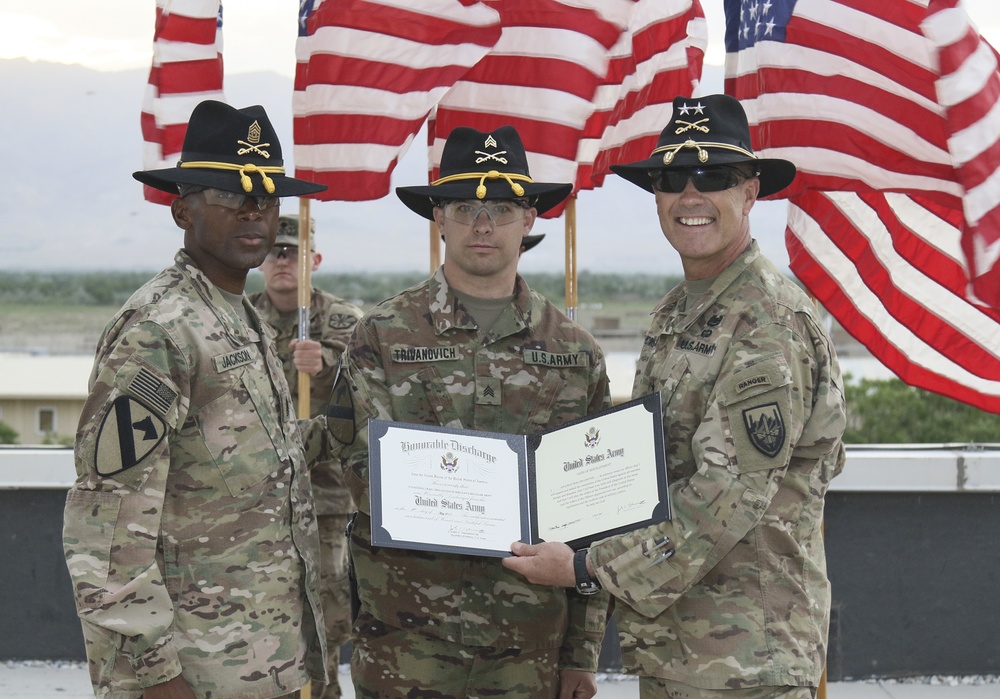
[340,268,612,697]
[63,251,327,699]
[251,286,363,699]
[589,242,846,691]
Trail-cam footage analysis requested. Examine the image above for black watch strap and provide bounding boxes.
[573,548,602,595]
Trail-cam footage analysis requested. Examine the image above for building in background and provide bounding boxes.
[0,353,91,444]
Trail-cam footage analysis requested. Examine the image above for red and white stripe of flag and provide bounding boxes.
[725,0,963,203]
[430,0,635,218]
[140,0,224,205]
[924,0,1000,309]
[293,0,502,201]
[725,0,1000,412]
[788,191,1000,413]
[578,0,706,191]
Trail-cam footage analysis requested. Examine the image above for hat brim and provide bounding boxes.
[396,180,572,220]
[133,167,327,198]
[521,234,544,252]
[611,152,796,199]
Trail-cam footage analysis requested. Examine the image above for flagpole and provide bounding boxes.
[808,289,827,699]
[564,195,578,321]
[297,197,313,421]
[429,220,441,274]
[295,197,313,699]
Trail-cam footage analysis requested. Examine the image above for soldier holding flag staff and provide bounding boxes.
[251,215,363,699]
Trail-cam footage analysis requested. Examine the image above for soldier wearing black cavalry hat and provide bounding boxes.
[504,94,847,699]
[331,124,613,699]
[63,100,336,699]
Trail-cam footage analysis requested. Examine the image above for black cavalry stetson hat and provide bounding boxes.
[610,94,796,199]
[133,100,327,198]
[396,125,572,220]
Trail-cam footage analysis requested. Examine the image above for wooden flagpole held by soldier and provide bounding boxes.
[564,196,578,321]
[297,197,313,421]
[429,220,441,273]
[296,196,313,699]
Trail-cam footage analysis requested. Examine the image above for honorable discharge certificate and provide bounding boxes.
[369,424,530,557]
[368,393,669,557]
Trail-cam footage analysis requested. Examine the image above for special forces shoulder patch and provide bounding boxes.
[94,396,166,476]
[742,402,785,457]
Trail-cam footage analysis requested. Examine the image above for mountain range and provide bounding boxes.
[0,59,790,275]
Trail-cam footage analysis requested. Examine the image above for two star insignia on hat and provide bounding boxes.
[675,101,710,136]
[678,101,706,116]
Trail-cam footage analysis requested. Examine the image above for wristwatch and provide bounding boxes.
[573,548,602,595]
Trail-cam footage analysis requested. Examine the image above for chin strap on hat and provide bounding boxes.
[180,161,284,194]
[431,170,532,199]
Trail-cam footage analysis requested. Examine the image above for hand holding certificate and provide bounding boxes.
[368,393,670,557]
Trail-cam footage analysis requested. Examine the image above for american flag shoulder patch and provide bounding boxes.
[128,368,177,417]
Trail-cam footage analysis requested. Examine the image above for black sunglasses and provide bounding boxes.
[648,165,757,194]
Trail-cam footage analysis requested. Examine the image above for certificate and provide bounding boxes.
[368,393,669,557]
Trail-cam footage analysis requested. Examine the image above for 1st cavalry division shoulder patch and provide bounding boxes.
[742,402,785,457]
[94,396,166,476]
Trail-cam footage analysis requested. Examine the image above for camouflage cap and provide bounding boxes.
[274,215,316,249]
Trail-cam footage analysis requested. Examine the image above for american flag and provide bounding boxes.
[293,0,502,201]
[725,0,1000,413]
[579,0,707,191]
[140,0,225,205]
[429,0,636,217]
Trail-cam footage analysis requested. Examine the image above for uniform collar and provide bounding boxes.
[175,249,263,344]
[427,266,532,338]
[653,240,761,334]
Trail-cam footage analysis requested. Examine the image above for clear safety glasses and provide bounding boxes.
[440,199,530,227]
[195,187,280,211]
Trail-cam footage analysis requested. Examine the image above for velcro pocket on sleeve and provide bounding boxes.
[720,354,793,473]
[63,490,122,609]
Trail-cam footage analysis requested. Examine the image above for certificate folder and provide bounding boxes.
[368,392,669,558]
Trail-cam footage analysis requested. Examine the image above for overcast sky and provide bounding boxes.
[3,1,996,77]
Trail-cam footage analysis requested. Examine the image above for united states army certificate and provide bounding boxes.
[368,393,668,557]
